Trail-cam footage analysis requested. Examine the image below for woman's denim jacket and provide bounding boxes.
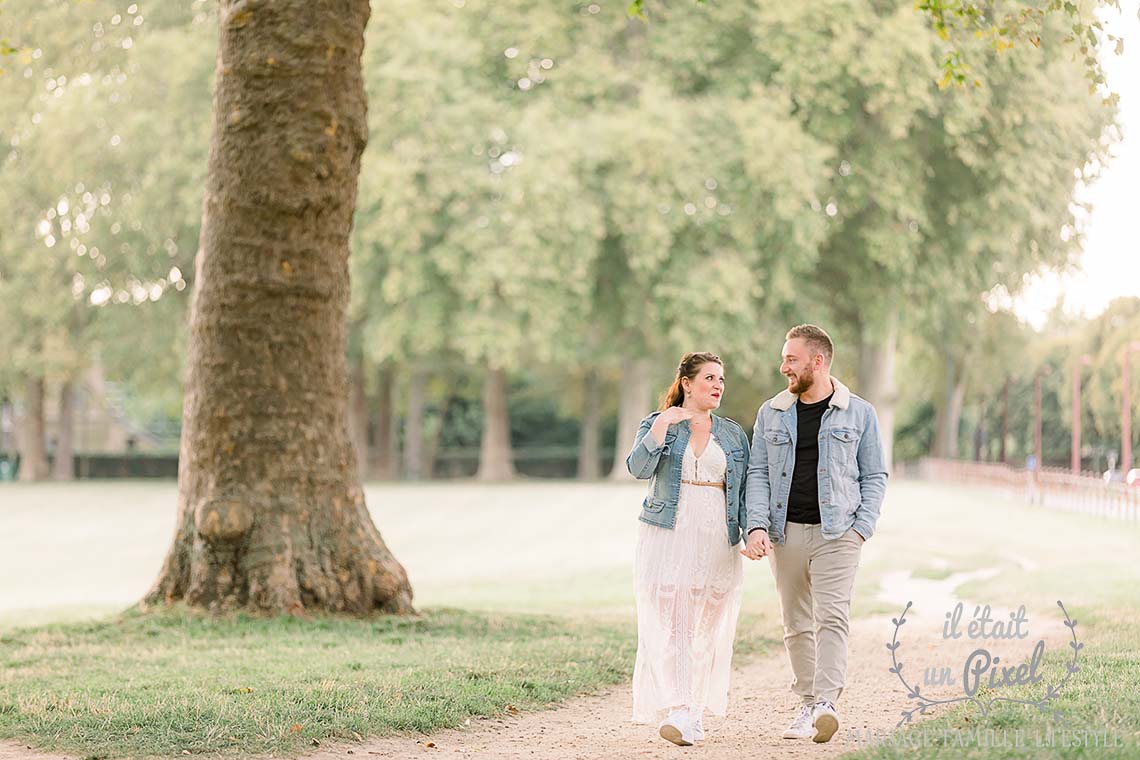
[625,412,750,546]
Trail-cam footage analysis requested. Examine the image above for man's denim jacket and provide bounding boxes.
[744,376,888,544]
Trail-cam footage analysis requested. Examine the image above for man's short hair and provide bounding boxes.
[786,324,834,365]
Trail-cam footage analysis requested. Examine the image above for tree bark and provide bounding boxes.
[1000,378,1010,464]
[403,367,426,480]
[51,378,76,481]
[945,379,966,458]
[17,377,49,482]
[973,406,985,462]
[423,393,450,479]
[931,351,966,459]
[348,354,369,481]
[477,365,515,480]
[372,361,397,480]
[577,368,601,480]
[0,398,11,456]
[145,0,412,615]
[856,324,897,472]
[610,358,653,480]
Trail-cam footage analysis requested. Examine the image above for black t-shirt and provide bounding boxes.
[786,392,834,524]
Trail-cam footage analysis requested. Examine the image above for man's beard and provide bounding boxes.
[787,367,816,395]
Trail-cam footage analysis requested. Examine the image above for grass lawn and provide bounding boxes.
[0,480,781,758]
[843,483,1140,760]
[1,478,1138,758]
[0,607,634,758]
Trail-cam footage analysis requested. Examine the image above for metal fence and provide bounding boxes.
[917,458,1140,521]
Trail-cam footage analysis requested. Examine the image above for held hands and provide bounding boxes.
[740,529,772,560]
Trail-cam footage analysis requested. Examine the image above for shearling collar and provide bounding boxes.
[769,375,851,412]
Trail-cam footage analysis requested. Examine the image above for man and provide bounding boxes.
[742,324,888,743]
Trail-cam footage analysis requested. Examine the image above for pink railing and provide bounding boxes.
[917,458,1140,521]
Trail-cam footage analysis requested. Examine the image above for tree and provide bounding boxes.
[716,0,1114,466]
[556,5,832,476]
[145,0,412,614]
[632,0,1127,97]
[0,1,211,478]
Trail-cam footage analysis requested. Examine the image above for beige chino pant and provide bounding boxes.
[769,522,863,705]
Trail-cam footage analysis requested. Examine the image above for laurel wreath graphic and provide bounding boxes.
[888,600,1081,728]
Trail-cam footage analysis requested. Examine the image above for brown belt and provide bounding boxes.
[681,479,726,490]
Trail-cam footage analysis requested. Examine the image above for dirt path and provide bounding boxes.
[0,746,77,760]
[305,609,1070,760]
[318,618,906,760]
[0,605,1072,760]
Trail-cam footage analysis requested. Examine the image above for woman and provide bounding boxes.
[625,351,752,746]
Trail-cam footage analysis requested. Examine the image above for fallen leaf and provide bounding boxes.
[290,724,303,733]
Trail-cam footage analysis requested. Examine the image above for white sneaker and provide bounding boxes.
[782,704,815,739]
[688,710,705,741]
[812,700,839,743]
[658,709,695,746]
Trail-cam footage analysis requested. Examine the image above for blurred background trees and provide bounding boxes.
[0,0,1130,482]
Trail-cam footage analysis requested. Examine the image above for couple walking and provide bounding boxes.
[626,324,889,747]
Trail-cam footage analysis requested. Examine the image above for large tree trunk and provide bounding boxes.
[856,324,897,472]
[145,0,412,615]
[577,368,601,480]
[610,358,652,480]
[477,365,515,480]
[931,351,966,459]
[17,377,50,482]
[51,379,76,481]
[403,367,426,481]
[372,361,397,480]
[348,354,369,481]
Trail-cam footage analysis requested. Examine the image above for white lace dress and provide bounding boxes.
[631,437,744,723]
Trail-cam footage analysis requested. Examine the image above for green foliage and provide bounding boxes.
[352,0,830,390]
[644,0,1128,97]
[1,0,1119,465]
[0,1,210,406]
[916,0,1128,100]
[892,297,1140,470]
